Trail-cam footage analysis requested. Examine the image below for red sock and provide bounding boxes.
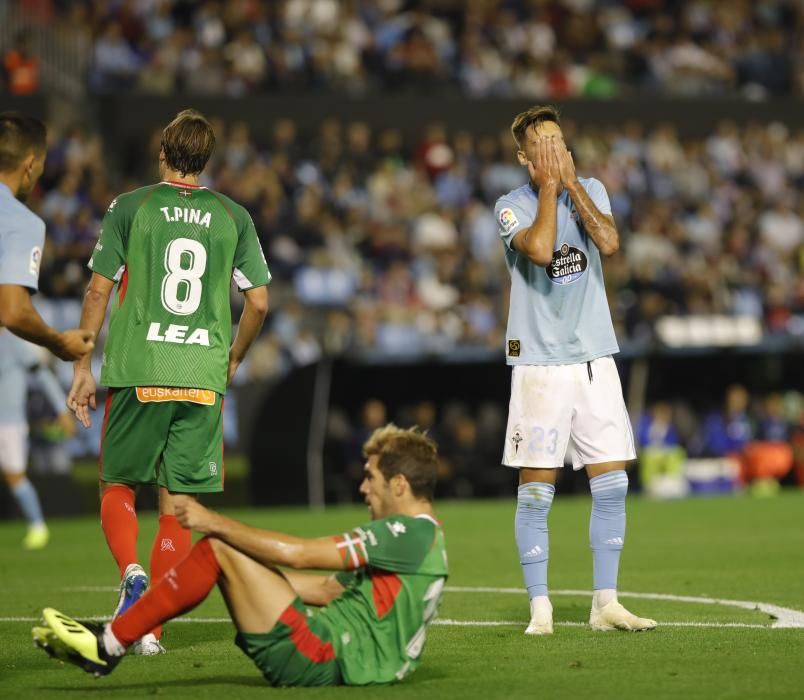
[100,486,139,578]
[148,514,192,638]
[111,537,220,647]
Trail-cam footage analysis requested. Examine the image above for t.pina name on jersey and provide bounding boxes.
[159,207,212,227]
[146,322,210,346]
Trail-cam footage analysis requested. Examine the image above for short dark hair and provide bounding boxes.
[160,109,216,176]
[511,105,561,147]
[363,424,439,501]
[0,112,46,173]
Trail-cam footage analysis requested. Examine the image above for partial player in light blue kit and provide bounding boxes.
[0,331,74,548]
[0,112,94,361]
[495,105,656,634]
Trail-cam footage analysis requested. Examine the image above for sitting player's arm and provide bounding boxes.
[176,499,353,572]
[281,571,345,607]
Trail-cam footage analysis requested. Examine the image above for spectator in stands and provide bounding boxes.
[3,30,39,96]
[698,385,754,457]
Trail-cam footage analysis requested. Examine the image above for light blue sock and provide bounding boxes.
[589,470,628,591]
[11,478,45,527]
[515,482,554,598]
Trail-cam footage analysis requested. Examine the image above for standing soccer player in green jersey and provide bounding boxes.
[65,110,271,655]
[35,424,449,687]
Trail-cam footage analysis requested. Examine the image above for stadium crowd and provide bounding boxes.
[23,116,804,374]
[2,0,804,99]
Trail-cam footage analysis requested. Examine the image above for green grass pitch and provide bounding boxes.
[1,492,803,699]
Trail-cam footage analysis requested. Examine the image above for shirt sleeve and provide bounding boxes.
[332,516,433,574]
[584,178,613,216]
[0,218,45,291]
[494,197,532,250]
[232,207,271,291]
[87,197,127,282]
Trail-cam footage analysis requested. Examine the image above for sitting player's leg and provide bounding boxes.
[517,467,556,635]
[40,537,339,685]
[212,540,340,687]
[37,536,223,677]
[586,461,656,631]
[0,423,48,549]
[212,540,297,632]
[143,488,194,651]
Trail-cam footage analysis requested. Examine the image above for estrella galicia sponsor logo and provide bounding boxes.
[546,244,587,285]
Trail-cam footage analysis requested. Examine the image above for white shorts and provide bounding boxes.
[503,357,636,470]
[0,423,29,475]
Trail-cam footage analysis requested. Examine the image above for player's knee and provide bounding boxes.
[205,536,238,564]
[4,472,24,487]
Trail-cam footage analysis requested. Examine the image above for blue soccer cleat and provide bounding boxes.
[113,563,148,619]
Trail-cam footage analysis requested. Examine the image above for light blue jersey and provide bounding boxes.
[0,182,45,292]
[495,177,619,365]
[0,330,66,424]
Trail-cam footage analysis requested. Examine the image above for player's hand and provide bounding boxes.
[529,136,561,191]
[175,498,216,534]
[67,368,97,429]
[553,138,578,190]
[54,329,95,362]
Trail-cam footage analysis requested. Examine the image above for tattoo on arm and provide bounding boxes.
[567,184,620,256]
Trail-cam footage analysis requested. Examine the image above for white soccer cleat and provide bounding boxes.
[589,600,657,632]
[131,633,166,656]
[524,597,553,635]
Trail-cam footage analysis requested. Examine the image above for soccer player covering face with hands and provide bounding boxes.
[33,425,449,687]
[495,106,655,635]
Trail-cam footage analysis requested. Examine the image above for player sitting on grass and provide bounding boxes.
[34,424,448,687]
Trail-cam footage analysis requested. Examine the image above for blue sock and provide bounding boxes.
[515,482,554,598]
[11,478,45,527]
[589,471,628,591]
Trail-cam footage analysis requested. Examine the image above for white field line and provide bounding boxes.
[443,587,804,629]
[0,615,781,629]
[22,585,800,630]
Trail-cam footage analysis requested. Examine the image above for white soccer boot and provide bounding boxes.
[524,596,553,635]
[589,599,657,632]
[131,633,166,656]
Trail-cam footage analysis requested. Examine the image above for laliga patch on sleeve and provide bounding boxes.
[498,207,520,234]
[29,246,42,276]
